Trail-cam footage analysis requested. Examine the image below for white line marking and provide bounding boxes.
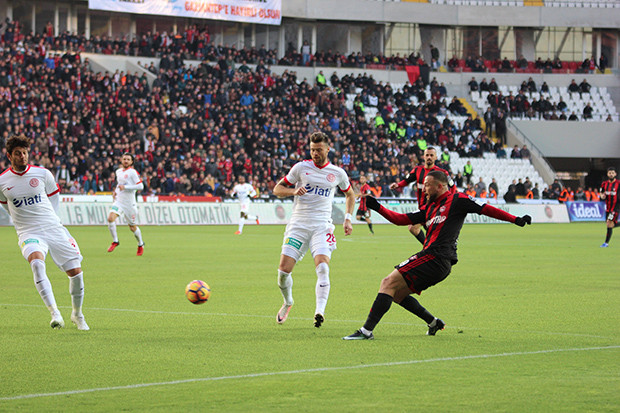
[2,345,619,401]
[0,303,612,339]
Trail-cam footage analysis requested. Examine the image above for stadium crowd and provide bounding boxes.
[0,18,602,201]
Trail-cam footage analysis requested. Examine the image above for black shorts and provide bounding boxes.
[356,208,370,219]
[395,250,452,295]
[606,209,619,224]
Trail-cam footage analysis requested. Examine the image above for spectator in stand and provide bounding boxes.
[504,186,517,203]
[568,111,579,121]
[488,78,499,92]
[448,55,459,71]
[510,145,521,159]
[517,55,528,69]
[579,79,591,95]
[479,78,489,92]
[301,40,311,66]
[583,103,594,120]
[532,183,540,199]
[599,54,608,72]
[495,111,507,145]
[568,79,580,93]
[463,160,473,185]
[574,187,587,201]
[474,177,486,197]
[500,57,513,72]
[520,145,531,160]
[468,77,479,92]
[515,179,526,197]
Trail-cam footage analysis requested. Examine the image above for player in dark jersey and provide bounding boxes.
[599,166,619,247]
[356,175,374,234]
[343,171,531,340]
[389,147,454,245]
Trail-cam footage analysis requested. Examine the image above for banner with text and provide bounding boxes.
[0,200,571,227]
[565,201,606,222]
[88,0,282,25]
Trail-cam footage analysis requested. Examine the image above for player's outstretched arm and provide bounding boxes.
[366,196,415,226]
[480,204,531,226]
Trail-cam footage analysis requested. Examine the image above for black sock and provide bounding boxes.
[415,229,425,245]
[368,222,374,233]
[362,293,393,332]
[398,295,435,324]
[605,227,613,243]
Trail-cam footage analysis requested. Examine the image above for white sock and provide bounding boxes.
[31,259,58,313]
[277,270,294,306]
[133,227,144,246]
[108,221,118,243]
[69,272,84,317]
[247,214,258,221]
[314,262,330,315]
[360,326,372,336]
[428,318,437,327]
[238,217,245,232]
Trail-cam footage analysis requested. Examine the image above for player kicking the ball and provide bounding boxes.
[231,175,260,235]
[273,132,356,328]
[343,171,531,340]
[0,135,89,330]
[107,153,145,256]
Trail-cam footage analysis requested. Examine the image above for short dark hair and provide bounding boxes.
[608,166,616,173]
[5,134,30,154]
[122,152,135,165]
[309,132,329,145]
[427,170,448,185]
[425,146,436,152]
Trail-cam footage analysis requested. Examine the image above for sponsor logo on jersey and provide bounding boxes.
[20,238,40,248]
[426,215,447,227]
[285,237,303,250]
[304,184,331,197]
[6,186,14,191]
[12,194,42,208]
[29,178,39,187]
[326,173,336,183]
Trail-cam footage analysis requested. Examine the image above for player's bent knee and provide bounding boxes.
[61,259,82,273]
[66,267,82,277]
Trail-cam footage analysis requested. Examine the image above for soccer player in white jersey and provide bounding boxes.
[231,175,260,235]
[107,153,145,256]
[0,135,89,330]
[273,132,356,328]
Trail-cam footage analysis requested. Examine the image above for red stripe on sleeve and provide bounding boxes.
[377,205,413,226]
[481,204,516,223]
[282,177,292,186]
[47,184,61,197]
[0,200,7,204]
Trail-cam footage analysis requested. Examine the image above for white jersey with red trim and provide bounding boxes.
[284,160,351,225]
[0,165,62,235]
[114,167,142,207]
[232,183,256,206]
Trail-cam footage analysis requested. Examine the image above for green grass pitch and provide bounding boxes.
[0,223,618,411]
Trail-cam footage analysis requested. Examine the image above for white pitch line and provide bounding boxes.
[0,303,613,339]
[1,345,619,401]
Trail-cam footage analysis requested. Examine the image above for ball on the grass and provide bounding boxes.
[185,280,211,304]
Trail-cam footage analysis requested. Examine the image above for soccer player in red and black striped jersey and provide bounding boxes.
[389,147,454,245]
[343,171,531,340]
[599,166,619,247]
[356,175,374,234]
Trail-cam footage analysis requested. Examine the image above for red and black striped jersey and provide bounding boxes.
[358,183,372,210]
[401,165,454,209]
[600,179,619,212]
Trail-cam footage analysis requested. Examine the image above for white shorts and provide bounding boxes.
[18,226,83,272]
[110,201,138,225]
[281,221,337,262]
[240,201,250,214]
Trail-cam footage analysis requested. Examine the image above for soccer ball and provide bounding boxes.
[185,280,211,304]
